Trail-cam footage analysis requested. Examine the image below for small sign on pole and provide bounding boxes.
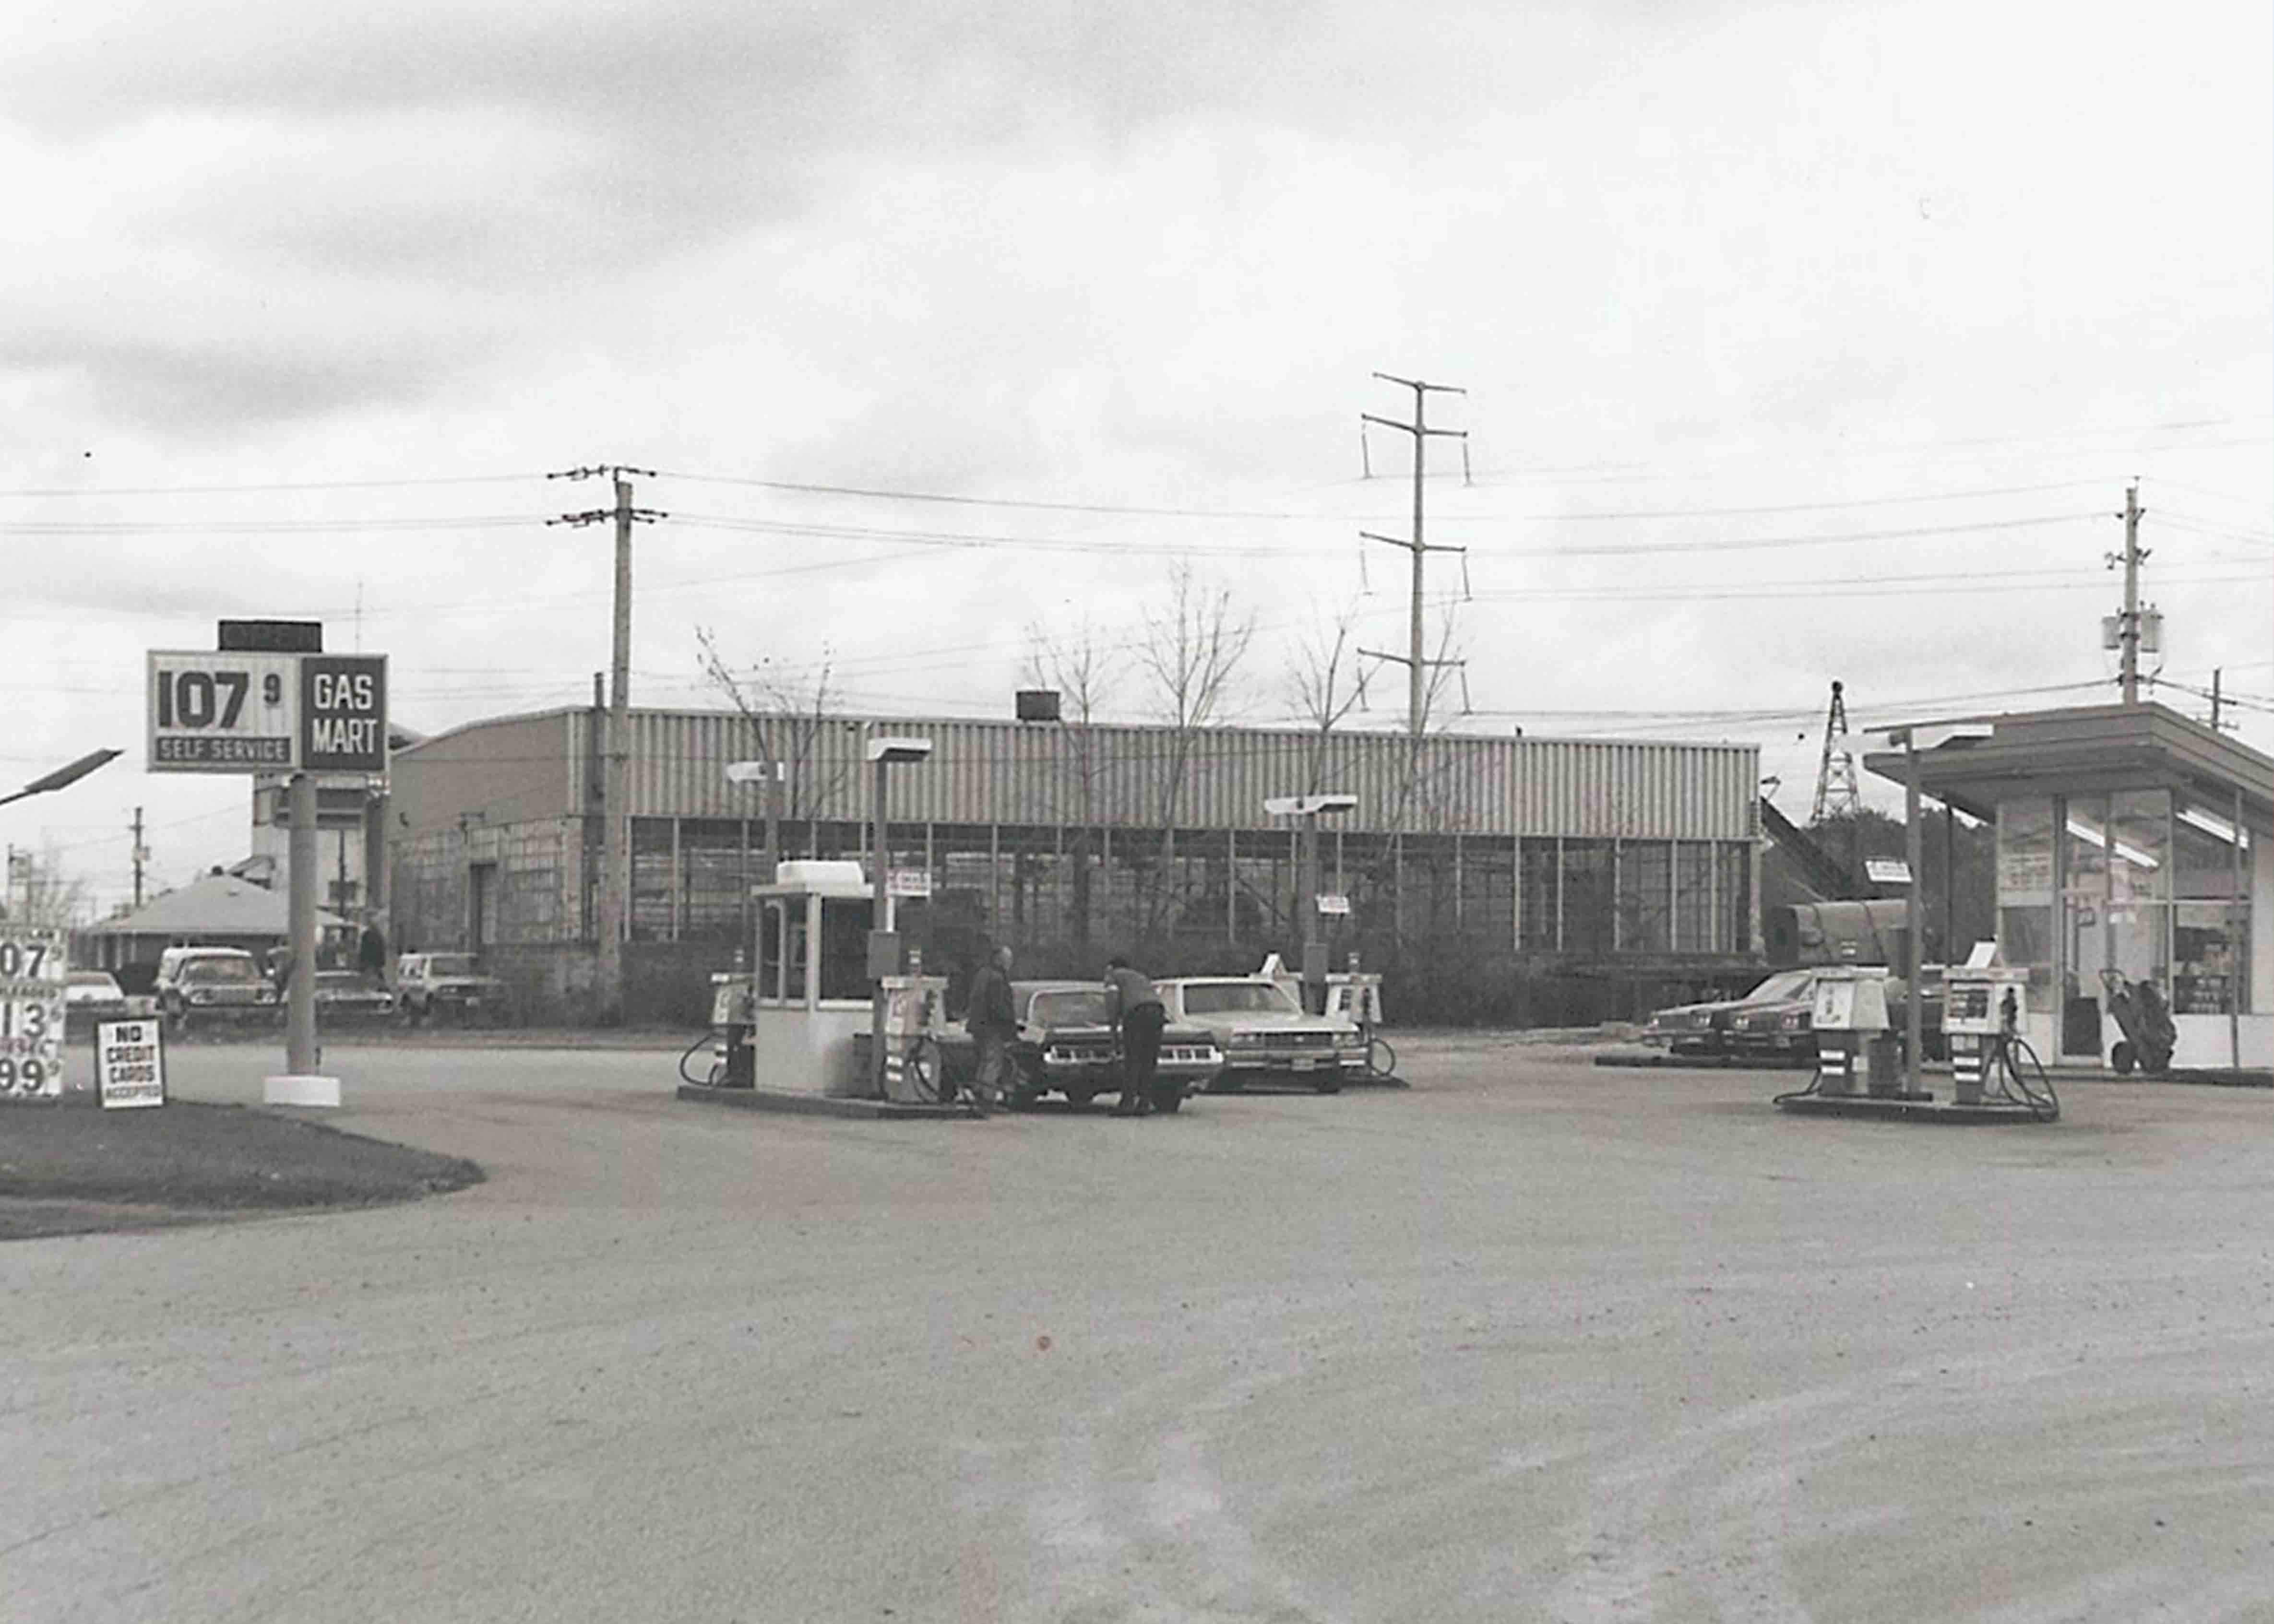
[1865,857,1913,886]
[0,928,65,1099]
[887,868,933,899]
[1315,894,1352,916]
[96,1019,166,1109]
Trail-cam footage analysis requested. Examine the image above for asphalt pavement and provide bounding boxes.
[6,1035,2274,1622]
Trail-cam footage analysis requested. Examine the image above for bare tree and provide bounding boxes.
[1286,596,1372,796]
[1385,599,1471,835]
[3,846,88,930]
[1022,619,1120,951]
[1134,563,1256,938]
[697,629,855,858]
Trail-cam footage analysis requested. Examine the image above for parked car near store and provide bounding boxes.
[1639,970,1816,1055]
[1719,965,1948,1063]
[312,969,397,1025]
[1155,975,1367,1093]
[941,980,1223,1112]
[160,949,282,1033]
[63,970,155,1033]
[394,952,508,1025]
[1726,969,1845,1062]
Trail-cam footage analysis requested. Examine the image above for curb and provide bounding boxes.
[674,1084,975,1121]
[1774,1093,2053,1125]
[1593,1052,1811,1071]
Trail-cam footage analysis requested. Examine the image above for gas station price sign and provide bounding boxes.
[148,651,299,771]
[0,929,67,1099]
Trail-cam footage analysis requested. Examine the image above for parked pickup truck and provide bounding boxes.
[394,953,508,1026]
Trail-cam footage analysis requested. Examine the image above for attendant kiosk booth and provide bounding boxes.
[1864,703,2274,1073]
[744,860,887,1098]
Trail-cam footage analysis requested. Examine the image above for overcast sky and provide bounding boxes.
[6,0,2270,915]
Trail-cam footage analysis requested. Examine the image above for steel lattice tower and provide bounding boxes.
[1811,680,1862,824]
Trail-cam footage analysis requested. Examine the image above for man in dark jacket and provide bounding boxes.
[964,945,1017,1112]
[1103,955,1167,1117]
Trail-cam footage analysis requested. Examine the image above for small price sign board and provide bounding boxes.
[0,929,67,1099]
[96,1019,167,1109]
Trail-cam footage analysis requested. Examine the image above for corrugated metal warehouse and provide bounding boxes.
[386,706,1765,1024]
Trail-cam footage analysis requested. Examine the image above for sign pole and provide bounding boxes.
[870,754,889,1099]
[1905,737,1924,1098]
[286,771,319,1076]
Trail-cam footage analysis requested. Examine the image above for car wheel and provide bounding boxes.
[1151,1085,1184,1114]
[1206,1071,1245,1094]
[1064,1088,1096,1111]
[1314,1077,1342,1094]
[2111,1040,2135,1076]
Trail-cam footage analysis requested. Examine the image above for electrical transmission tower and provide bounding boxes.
[549,464,663,1022]
[1811,680,1862,824]
[1357,373,1469,737]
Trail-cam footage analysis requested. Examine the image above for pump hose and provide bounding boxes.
[1987,1035,2060,1122]
[678,1030,721,1087]
[1772,1067,1830,1105]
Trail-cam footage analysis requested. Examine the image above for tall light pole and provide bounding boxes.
[1265,794,1358,1013]
[1881,723,1992,1098]
[866,736,933,1096]
[726,759,785,958]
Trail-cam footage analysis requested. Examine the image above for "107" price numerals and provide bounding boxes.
[155,668,285,730]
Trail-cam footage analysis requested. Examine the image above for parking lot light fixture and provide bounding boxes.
[866,737,935,1095]
[1266,794,1357,1012]
[1,748,122,809]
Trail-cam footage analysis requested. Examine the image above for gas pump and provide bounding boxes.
[682,954,756,1088]
[1808,966,1894,1098]
[1944,964,2027,1105]
[876,945,950,1102]
[1324,954,1392,1079]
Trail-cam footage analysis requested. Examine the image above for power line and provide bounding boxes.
[0,472,548,499]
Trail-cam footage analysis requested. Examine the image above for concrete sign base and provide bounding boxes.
[264,1074,342,1108]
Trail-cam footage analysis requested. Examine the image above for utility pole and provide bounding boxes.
[1358,373,1469,736]
[550,465,663,1022]
[131,806,145,908]
[2108,482,2148,705]
[2211,668,2224,732]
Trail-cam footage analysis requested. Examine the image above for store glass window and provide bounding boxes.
[2108,789,2170,908]
[2173,799,2252,1014]
[1996,798,2057,1003]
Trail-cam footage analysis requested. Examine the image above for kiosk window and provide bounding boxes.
[817,899,875,1002]
[759,901,788,1002]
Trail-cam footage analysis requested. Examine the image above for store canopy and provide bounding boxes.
[84,873,349,939]
[1863,702,2274,828]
